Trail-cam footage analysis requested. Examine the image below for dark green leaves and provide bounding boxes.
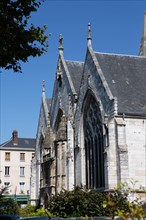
[48,186,109,217]
[0,0,48,72]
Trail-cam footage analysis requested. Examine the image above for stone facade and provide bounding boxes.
[35,14,146,207]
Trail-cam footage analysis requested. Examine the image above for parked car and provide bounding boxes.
[0,214,20,220]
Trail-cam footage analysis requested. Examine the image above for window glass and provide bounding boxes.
[84,95,105,189]
[5,166,10,176]
[19,182,25,192]
[20,153,25,161]
[20,167,25,176]
[5,152,10,161]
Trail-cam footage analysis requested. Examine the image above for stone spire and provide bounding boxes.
[42,80,45,94]
[42,80,46,100]
[87,23,92,47]
[58,34,64,52]
[139,11,146,57]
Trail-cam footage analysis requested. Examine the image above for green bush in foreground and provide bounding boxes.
[48,186,111,217]
[103,181,146,219]
[19,204,36,217]
[0,197,19,214]
[28,208,52,217]
[19,205,52,218]
[48,183,146,219]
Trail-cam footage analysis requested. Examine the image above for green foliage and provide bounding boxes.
[19,205,52,218]
[0,186,8,196]
[19,204,36,217]
[1,182,146,218]
[0,186,19,214]
[103,181,146,219]
[48,186,110,217]
[28,208,52,217]
[0,197,19,214]
[0,0,49,72]
[48,183,146,218]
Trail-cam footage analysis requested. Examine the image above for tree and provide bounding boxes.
[0,186,19,214]
[0,186,8,197]
[0,0,48,72]
[0,197,19,214]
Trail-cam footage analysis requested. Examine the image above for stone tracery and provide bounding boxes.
[83,94,105,189]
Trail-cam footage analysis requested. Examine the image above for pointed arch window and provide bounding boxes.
[83,94,105,189]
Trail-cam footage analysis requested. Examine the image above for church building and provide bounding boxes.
[34,12,146,207]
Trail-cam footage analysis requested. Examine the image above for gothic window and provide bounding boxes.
[55,109,63,131]
[83,94,105,189]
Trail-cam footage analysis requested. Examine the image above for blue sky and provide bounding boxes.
[0,0,145,144]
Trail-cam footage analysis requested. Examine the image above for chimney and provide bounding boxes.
[12,130,18,145]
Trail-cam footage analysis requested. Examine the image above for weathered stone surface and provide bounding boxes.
[34,17,146,207]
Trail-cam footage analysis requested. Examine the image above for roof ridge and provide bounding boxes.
[94,51,146,58]
[65,60,84,64]
[18,137,36,140]
[0,139,12,147]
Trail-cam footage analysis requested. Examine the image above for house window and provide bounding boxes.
[5,152,10,161]
[5,166,10,176]
[20,153,25,161]
[19,182,25,193]
[20,167,25,176]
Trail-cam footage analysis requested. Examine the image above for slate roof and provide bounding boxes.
[65,60,84,93]
[95,52,146,115]
[0,138,36,150]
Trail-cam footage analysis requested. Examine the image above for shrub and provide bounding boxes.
[19,205,52,218]
[28,208,51,217]
[48,183,146,218]
[0,197,19,214]
[103,181,146,219]
[19,204,36,217]
[48,186,110,217]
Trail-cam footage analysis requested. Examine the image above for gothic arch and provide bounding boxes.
[82,91,105,189]
[55,108,63,131]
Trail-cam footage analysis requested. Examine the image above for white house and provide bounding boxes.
[0,130,36,207]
